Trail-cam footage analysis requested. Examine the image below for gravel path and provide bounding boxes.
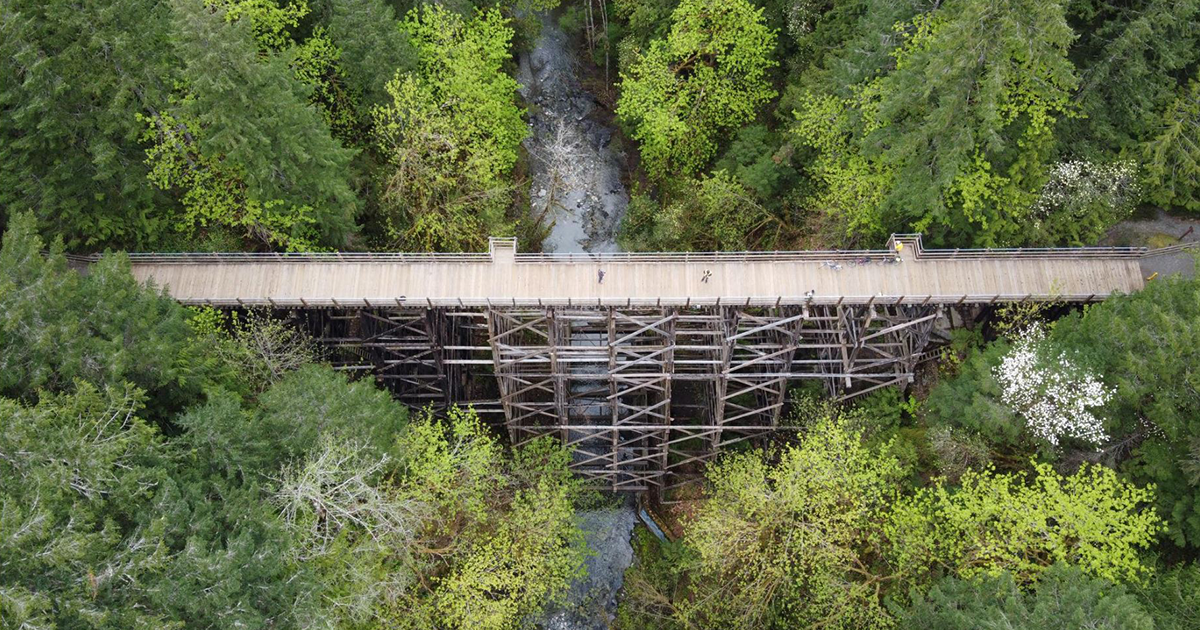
[1104,210,1199,279]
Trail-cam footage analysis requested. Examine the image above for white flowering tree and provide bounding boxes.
[993,323,1112,448]
[1030,159,1140,246]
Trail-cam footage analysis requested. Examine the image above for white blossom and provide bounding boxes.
[993,323,1112,448]
[786,1,822,39]
[1031,159,1140,229]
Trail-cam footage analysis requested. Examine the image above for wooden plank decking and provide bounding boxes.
[125,236,1146,307]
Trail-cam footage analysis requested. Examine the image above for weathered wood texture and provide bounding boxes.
[124,236,1153,492]
[126,235,1146,307]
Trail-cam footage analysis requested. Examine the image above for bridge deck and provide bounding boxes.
[125,236,1146,307]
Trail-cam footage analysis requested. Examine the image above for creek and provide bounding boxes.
[517,12,629,253]
[517,11,639,629]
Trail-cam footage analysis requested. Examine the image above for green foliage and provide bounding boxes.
[679,410,905,629]
[276,434,419,625]
[851,387,909,437]
[1049,269,1200,546]
[387,408,587,630]
[922,339,1030,452]
[615,528,693,630]
[792,85,896,244]
[888,462,1162,585]
[619,392,1164,629]
[1143,74,1200,212]
[924,269,1200,549]
[372,5,525,251]
[0,213,592,628]
[797,0,1081,247]
[252,364,408,467]
[617,0,777,179]
[0,214,203,412]
[1133,562,1200,630]
[290,29,365,143]
[157,0,359,250]
[613,0,679,46]
[0,384,176,629]
[325,0,417,108]
[0,0,177,249]
[205,0,310,50]
[618,170,778,251]
[139,106,325,250]
[176,365,395,479]
[900,563,1155,630]
[157,365,413,629]
[1061,0,1200,161]
[713,124,798,205]
[186,307,318,395]
[147,460,315,629]
[874,0,1078,247]
[926,425,993,483]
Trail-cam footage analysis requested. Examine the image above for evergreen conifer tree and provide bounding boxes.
[0,0,179,249]
[164,0,359,248]
[326,0,417,107]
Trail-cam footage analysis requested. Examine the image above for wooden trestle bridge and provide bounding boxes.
[122,234,1148,491]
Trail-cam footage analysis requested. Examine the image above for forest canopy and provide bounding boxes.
[3,0,1200,628]
[3,0,1197,252]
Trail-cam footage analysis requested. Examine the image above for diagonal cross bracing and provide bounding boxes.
[134,234,1148,492]
[301,301,949,492]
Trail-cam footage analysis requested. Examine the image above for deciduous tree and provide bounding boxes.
[618,170,778,251]
[617,0,777,179]
[1050,267,1200,546]
[888,462,1162,584]
[372,5,525,252]
[383,408,587,630]
[681,410,904,629]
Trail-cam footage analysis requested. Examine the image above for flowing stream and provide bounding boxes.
[518,12,638,629]
[518,13,629,253]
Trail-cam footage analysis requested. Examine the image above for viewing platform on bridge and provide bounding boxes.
[122,235,1148,308]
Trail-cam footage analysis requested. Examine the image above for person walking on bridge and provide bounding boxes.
[598,269,605,284]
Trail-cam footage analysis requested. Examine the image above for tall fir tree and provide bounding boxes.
[1060,0,1200,160]
[0,0,179,249]
[326,0,417,108]
[1142,74,1200,212]
[164,0,359,248]
[865,0,1079,247]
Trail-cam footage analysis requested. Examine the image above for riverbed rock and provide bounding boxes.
[517,11,629,254]
[535,503,638,630]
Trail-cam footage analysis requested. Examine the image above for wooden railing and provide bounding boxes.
[67,251,493,264]
[1140,241,1200,256]
[63,233,1174,265]
[172,292,1114,308]
[888,234,1148,259]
